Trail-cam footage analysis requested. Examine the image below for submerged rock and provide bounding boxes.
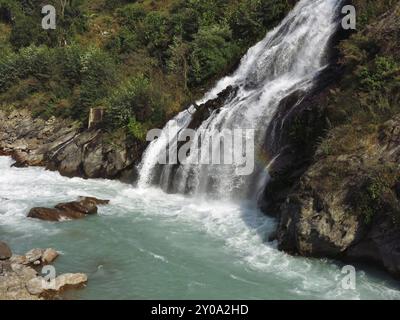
[28,197,109,222]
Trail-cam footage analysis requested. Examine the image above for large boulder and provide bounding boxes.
[28,197,109,222]
[28,207,86,221]
[0,242,12,260]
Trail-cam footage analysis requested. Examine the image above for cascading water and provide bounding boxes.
[139,0,342,200]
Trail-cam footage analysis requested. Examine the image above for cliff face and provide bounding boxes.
[265,1,400,277]
[0,109,145,181]
[277,115,400,274]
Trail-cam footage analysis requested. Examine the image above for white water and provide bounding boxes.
[138,0,342,198]
[1,156,400,299]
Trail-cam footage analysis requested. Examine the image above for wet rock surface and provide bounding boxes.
[188,85,239,130]
[28,197,110,222]
[262,3,400,278]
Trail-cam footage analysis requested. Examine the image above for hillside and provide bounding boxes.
[0,0,294,139]
[262,0,400,276]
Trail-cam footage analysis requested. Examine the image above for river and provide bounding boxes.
[1,156,399,300]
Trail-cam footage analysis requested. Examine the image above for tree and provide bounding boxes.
[189,25,239,85]
[168,36,190,91]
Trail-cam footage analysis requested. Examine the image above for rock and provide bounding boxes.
[1,273,41,300]
[25,249,44,264]
[0,260,12,275]
[54,273,88,291]
[55,200,98,215]
[11,264,37,280]
[274,114,400,277]
[28,207,86,221]
[26,277,45,296]
[26,273,88,297]
[10,255,27,265]
[0,242,12,260]
[1,245,86,299]
[187,85,239,131]
[0,109,145,180]
[28,197,109,222]
[42,249,59,264]
[79,196,110,205]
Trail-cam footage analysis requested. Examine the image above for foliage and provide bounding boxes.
[0,0,295,138]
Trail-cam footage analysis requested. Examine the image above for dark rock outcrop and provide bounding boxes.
[28,197,109,222]
[276,115,400,276]
[266,2,400,277]
[187,85,239,130]
[0,109,145,180]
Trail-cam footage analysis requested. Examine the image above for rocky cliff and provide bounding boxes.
[0,109,145,181]
[264,1,400,277]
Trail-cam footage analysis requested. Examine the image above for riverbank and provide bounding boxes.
[0,109,146,181]
[1,156,399,299]
[0,241,87,300]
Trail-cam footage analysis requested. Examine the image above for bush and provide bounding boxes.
[76,47,117,119]
[0,0,294,136]
[106,74,167,133]
[189,24,240,85]
[358,56,400,92]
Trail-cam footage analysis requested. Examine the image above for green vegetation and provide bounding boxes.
[348,165,400,225]
[326,0,400,128]
[0,0,294,137]
[312,0,400,225]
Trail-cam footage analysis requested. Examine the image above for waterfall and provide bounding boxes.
[138,0,342,199]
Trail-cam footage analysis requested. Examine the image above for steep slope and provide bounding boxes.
[265,0,400,277]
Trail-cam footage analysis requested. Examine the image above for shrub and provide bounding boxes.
[358,56,400,92]
[77,47,117,119]
[189,24,240,85]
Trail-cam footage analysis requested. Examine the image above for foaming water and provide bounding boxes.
[1,157,400,300]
